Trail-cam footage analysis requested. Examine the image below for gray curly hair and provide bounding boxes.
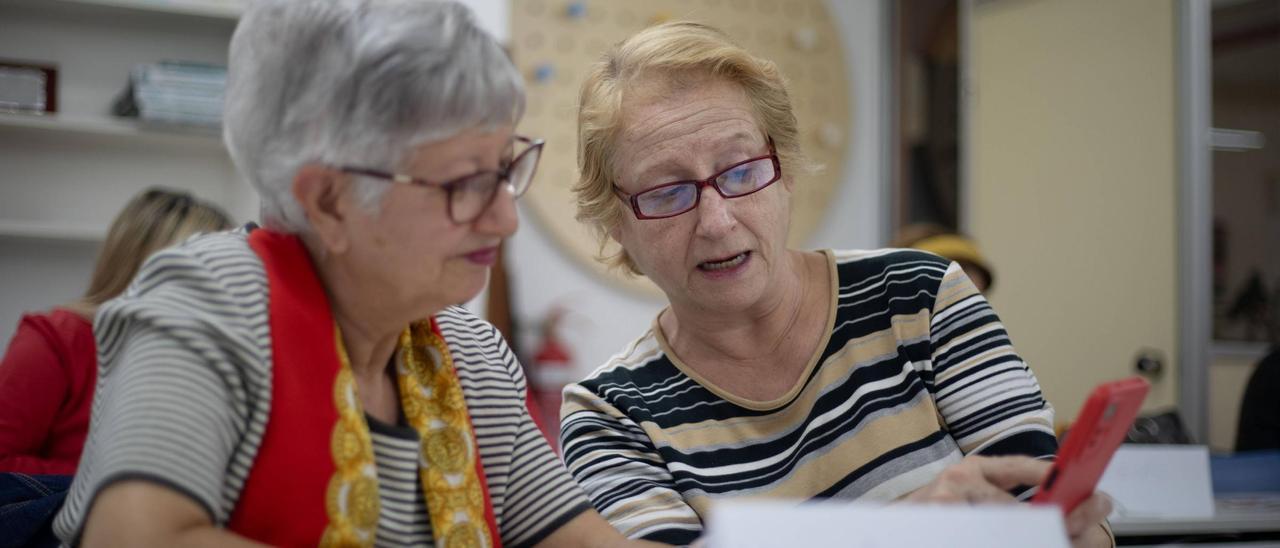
[223,0,525,232]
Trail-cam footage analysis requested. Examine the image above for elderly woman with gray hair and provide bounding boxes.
[52,1,661,546]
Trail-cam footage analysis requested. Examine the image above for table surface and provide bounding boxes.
[1124,542,1280,548]
[1111,495,1280,536]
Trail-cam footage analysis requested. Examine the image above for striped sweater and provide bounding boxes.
[53,229,590,547]
[559,249,1057,544]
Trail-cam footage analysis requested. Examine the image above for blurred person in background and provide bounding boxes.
[1236,296,1280,452]
[0,187,230,547]
[1236,348,1280,451]
[893,223,996,293]
[0,187,232,475]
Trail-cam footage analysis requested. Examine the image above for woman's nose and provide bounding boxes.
[694,187,735,237]
[473,183,519,237]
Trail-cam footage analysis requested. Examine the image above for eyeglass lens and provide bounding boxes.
[450,144,542,222]
[634,156,777,218]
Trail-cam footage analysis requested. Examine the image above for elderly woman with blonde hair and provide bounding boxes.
[0,188,231,477]
[560,22,1113,547]
[50,1,666,546]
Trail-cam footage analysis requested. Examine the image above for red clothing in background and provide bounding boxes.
[0,309,96,474]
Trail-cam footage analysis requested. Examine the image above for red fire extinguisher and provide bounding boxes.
[528,308,575,450]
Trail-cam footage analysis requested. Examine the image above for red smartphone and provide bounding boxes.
[1030,376,1150,514]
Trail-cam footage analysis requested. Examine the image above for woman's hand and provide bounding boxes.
[901,455,1114,547]
[900,455,1049,504]
[1065,492,1114,548]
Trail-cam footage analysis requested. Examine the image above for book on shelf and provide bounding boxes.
[113,61,226,128]
[123,0,248,15]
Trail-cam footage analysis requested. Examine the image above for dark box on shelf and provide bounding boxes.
[0,60,58,114]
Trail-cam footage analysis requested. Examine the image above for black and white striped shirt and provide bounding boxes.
[54,230,590,547]
[560,249,1058,544]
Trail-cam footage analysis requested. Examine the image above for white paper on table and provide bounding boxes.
[1098,444,1215,520]
[705,500,1070,548]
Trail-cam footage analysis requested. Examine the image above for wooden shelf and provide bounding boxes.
[1211,340,1271,360]
[33,0,243,20]
[0,113,225,149]
[0,219,104,243]
[12,0,506,40]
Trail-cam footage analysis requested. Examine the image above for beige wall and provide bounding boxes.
[968,0,1179,422]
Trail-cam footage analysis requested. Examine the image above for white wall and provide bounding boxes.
[0,239,98,341]
[508,0,888,378]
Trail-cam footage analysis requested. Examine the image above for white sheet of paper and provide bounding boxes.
[1099,444,1215,520]
[705,501,1070,548]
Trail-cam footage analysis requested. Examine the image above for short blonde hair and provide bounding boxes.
[68,188,233,317]
[574,21,812,274]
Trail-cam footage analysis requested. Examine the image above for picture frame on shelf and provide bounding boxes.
[0,60,58,114]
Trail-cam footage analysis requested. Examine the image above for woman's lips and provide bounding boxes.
[465,247,499,265]
[697,251,751,276]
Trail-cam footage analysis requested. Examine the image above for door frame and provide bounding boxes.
[1178,0,1213,443]
[957,0,1214,442]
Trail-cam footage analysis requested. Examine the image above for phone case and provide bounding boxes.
[1030,376,1151,514]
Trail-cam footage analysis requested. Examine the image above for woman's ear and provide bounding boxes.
[293,165,353,254]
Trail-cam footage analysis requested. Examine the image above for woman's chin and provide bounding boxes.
[697,288,758,313]
[451,277,490,307]
[407,275,488,317]
[679,276,769,313]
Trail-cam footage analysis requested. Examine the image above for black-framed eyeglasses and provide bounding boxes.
[613,138,781,220]
[338,135,544,224]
